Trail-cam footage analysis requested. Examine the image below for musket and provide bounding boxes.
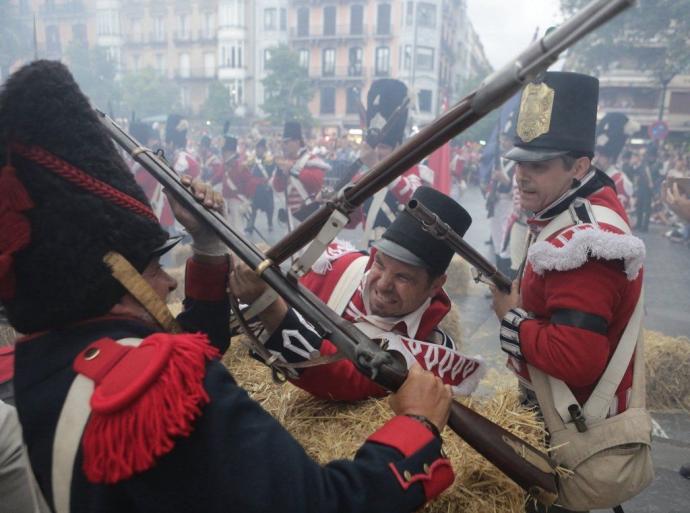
[406,199,513,292]
[262,0,636,267]
[100,110,560,505]
[99,0,635,503]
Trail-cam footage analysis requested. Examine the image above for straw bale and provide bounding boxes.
[445,255,472,297]
[644,330,690,411]
[222,340,545,513]
[0,324,16,347]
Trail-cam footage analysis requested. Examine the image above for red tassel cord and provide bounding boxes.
[80,333,219,484]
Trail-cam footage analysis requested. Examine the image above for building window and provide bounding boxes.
[180,86,190,109]
[417,3,436,28]
[320,87,335,114]
[45,25,61,55]
[97,10,120,36]
[418,89,432,112]
[130,19,143,42]
[402,44,411,69]
[348,47,362,76]
[322,48,335,76]
[416,47,434,71]
[298,48,310,69]
[376,3,391,35]
[297,7,309,37]
[202,12,216,39]
[346,86,360,114]
[179,53,190,78]
[350,4,364,35]
[226,79,243,105]
[323,6,336,36]
[670,92,690,114]
[177,14,190,40]
[204,52,216,77]
[221,41,244,68]
[72,23,87,45]
[131,54,140,72]
[219,0,245,28]
[406,1,413,26]
[375,46,390,76]
[264,8,276,30]
[263,48,273,70]
[280,8,287,31]
[156,53,167,76]
[153,17,166,42]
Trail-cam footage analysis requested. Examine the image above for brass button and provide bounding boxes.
[423,463,430,474]
[83,347,100,361]
[403,470,413,482]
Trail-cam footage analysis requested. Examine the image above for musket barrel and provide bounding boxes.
[406,199,513,292]
[265,0,636,265]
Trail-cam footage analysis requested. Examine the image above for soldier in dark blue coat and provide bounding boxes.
[0,61,455,513]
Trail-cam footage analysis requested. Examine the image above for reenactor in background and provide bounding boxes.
[165,113,200,179]
[218,135,251,230]
[129,121,175,229]
[246,138,276,235]
[595,112,636,210]
[198,135,222,184]
[360,79,429,247]
[273,121,330,229]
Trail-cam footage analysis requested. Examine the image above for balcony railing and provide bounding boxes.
[173,30,194,43]
[313,66,368,80]
[291,24,368,40]
[149,32,167,44]
[174,68,217,81]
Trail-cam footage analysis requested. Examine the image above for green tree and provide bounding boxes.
[119,68,182,119]
[199,80,236,129]
[0,1,32,79]
[560,0,690,81]
[261,44,314,127]
[65,42,120,114]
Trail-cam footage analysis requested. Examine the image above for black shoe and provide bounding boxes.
[680,464,690,479]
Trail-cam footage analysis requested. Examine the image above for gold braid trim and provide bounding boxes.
[103,252,182,333]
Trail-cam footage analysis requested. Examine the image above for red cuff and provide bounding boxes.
[184,258,229,301]
[389,459,454,500]
[367,415,435,456]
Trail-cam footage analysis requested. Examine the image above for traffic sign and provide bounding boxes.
[648,120,669,141]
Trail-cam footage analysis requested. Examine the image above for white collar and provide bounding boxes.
[358,271,431,337]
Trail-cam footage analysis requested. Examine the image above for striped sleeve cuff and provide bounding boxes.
[499,308,532,360]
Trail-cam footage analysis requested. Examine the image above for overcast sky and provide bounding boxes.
[467,0,565,70]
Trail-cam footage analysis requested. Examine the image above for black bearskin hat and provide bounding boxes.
[165,113,188,149]
[0,60,169,333]
[366,79,408,148]
[596,112,639,162]
[283,121,303,142]
[374,186,472,275]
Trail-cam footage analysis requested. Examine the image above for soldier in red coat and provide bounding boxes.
[165,114,200,180]
[272,121,330,230]
[230,187,486,402]
[490,72,649,512]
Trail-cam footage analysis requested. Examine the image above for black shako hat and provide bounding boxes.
[165,113,188,149]
[283,121,303,142]
[596,112,639,161]
[366,79,408,147]
[374,186,472,275]
[505,72,599,162]
[223,135,238,153]
[0,60,169,333]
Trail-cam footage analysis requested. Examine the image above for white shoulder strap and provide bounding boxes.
[52,338,143,513]
[327,256,369,316]
[536,201,630,243]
